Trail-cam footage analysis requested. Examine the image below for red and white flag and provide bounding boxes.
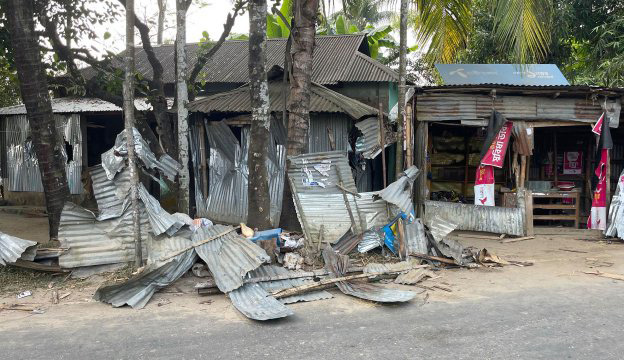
[474,165,495,206]
[480,121,513,168]
[592,113,605,135]
[588,149,608,230]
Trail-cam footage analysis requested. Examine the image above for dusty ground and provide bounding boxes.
[1,211,623,325]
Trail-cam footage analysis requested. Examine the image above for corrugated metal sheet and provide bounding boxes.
[0,97,155,115]
[94,245,197,309]
[4,114,82,194]
[376,166,419,215]
[187,80,378,120]
[357,229,383,253]
[58,202,150,268]
[101,128,181,181]
[248,265,333,304]
[424,200,525,236]
[308,114,351,153]
[228,283,294,321]
[137,184,185,236]
[0,231,37,266]
[288,151,357,195]
[416,93,621,128]
[404,218,428,255]
[344,52,399,82]
[90,165,127,220]
[192,224,270,293]
[427,217,467,264]
[354,117,395,159]
[323,246,416,302]
[606,170,624,239]
[193,121,285,226]
[82,35,394,85]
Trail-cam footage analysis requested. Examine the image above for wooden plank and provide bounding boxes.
[525,190,534,236]
[533,204,576,210]
[533,215,577,220]
[379,102,387,188]
[532,192,581,198]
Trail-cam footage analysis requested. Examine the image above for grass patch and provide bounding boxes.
[0,266,89,295]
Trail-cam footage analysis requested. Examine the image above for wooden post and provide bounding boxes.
[553,130,558,185]
[378,102,387,188]
[405,98,414,167]
[525,189,534,236]
[520,155,527,189]
[198,120,208,198]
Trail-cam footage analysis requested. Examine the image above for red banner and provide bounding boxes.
[592,113,605,135]
[474,165,495,206]
[480,121,513,168]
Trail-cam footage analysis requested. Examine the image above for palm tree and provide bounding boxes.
[6,0,70,240]
[411,0,552,63]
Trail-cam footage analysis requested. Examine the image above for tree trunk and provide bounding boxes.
[286,0,319,157]
[157,0,166,45]
[280,0,319,231]
[6,0,70,240]
[176,0,190,214]
[123,0,143,267]
[247,0,272,229]
[395,0,407,177]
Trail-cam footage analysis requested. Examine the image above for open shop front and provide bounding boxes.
[414,85,624,236]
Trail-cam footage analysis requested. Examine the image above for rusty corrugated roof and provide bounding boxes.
[83,35,397,85]
[187,80,378,119]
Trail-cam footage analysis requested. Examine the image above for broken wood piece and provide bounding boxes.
[500,236,535,243]
[52,290,59,304]
[432,284,452,292]
[558,248,589,254]
[336,183,361,198]
[583,270,624,281]
[59,292,71,300]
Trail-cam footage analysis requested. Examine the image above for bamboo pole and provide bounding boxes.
[379,102,387,188]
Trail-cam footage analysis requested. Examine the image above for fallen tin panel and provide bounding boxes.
[357,229,383,253]
[424,200,525,236]
[427,217,467,265]
[332,229,360,255]
[90,165,127,220]
[287,151,357,195]
[137,184,184,236]
[363,260,423,275]
[606,169,624,239]
[248,265,333,304]
[58,202,149,268]
[0,231,37,266]
[376,166,419,215]
[228,283,294,321]
[404,218,428,255]
[323,246,416,303]
[192,225,270,293]
[94,246,197,309]
[394,268,431,285]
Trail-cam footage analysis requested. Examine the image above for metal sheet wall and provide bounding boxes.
[4,114,82,194]
[308,114,351,153]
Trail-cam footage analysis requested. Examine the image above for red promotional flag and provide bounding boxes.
[592,113,605,135]
[480,121,513,168]
[474,165,495,206]
[588,149,608,230]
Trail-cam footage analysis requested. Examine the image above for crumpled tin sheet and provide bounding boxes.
[192,121,285,226]
[58,202,149,268]
[376,165,419,215]
[228,283,294,321]
[94,242,197,309]
[4,114,82,194]
[354,117,396,159]
[323,246,416,303]
[357,229,383,253]
[0,231,37,266]
[404,218,428,255]
[606,169,624,238]
[424,200,525,236]
[90,165,128,220]
[362,260,422,275]
[192,224,270,293]
[101,128,181,181]
[248,265,333,304]
[427,217,467,264]
[137,184,184,236]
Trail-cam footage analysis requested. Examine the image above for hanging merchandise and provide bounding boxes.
[481,121,513,168]
[588,112,613,230]
[562,151,583,175]
[588,149,608,230]
[474,165,495,206]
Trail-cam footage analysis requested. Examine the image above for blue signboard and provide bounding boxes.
[435,64,569,86]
